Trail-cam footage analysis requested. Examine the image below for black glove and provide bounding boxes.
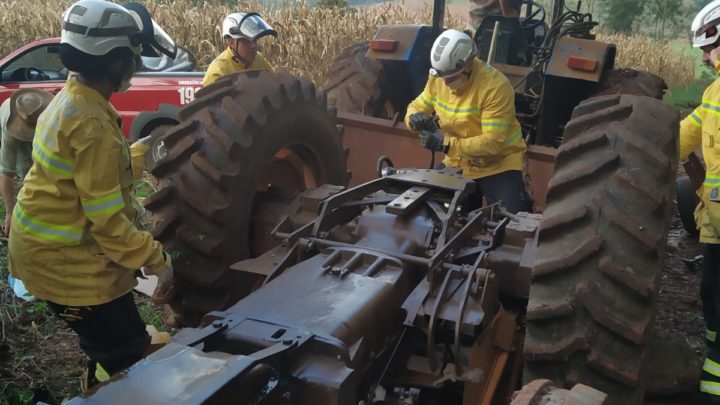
[419,130,447,153]
[409,112,433,132]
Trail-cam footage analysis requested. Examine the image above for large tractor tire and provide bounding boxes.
[592,68,667,100]
[323,42,383,115]
[145,71,350,327]
[523,95,679,404]
[323,42,410,118]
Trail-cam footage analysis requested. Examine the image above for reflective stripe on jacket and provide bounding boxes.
[202,47,275,86]
[680,78,720,244]
[8,78,165,306]
[405,58,526,180]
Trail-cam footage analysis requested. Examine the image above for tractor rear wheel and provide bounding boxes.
[323,42,409,118]
[523,95,679,404]
[145,71,349,326]
[592,68,667,100]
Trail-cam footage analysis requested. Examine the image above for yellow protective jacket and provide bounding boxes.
[405,58,526,180]
[8,78,166,306]
[202,47,275,87]
[680,77,720,244]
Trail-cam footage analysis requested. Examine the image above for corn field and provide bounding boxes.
[597,33,695,88]
[0,0,695,88]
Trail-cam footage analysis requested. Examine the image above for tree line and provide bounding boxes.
[593,0,708,40]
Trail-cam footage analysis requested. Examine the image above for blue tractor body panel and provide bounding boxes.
[366,24,438,100]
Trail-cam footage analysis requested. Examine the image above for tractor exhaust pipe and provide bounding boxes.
[487,21,501,64]
[431,0,445,37]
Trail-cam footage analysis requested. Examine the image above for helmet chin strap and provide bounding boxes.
[231,41,252,68]
[109,57,135,92]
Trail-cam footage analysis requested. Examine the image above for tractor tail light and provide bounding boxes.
[370,39,398,52]
[567,56,599,73]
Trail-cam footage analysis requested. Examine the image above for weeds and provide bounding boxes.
[0,259,85,403]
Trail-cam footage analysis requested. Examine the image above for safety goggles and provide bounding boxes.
[228,13,277,41]
[696,17,720,40]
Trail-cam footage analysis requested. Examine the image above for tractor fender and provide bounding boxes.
[546,36,615,82]
[129,103,180,142]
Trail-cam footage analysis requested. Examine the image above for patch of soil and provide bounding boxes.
[646,204,705,404]
[0,253,167,403]
[655,207,705,352]
[0,246,85,404]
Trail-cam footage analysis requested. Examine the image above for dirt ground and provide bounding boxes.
[0,257,165,404]
[655,212,705,353]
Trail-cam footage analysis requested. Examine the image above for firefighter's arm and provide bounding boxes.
[679,105,703,160]
[73,119,166,275]
[405,84,435,129]
[129,141,149,181]
[448,81,517,158]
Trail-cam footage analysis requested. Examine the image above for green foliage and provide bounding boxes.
[600,0,647,33]
[690,0,709,15]
[133,180,154,199]
[646,0,686,40]
[1,386,34,405]
[598,0,696,39]
[135,296,167,331]
[316,0,348,8]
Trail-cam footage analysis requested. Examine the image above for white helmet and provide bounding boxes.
[692,0,720,48]
[429,29,476,78]
[222,12,277,41]
[61,0,142,56]
[61,0,176,58]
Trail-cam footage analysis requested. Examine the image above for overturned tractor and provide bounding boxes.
[67,71,679,404]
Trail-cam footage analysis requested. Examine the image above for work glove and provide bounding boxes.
[132,136,154,157]
[419,130,447,153]
[408,112,433,132]
[140,251,175,304]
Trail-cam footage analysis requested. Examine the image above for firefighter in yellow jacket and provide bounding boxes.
[683,1,720,402]
[202,12,277,87]
[9,0,176,388]
[405,29,530,213]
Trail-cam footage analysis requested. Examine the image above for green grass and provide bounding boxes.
[665,39,716,114]
[665,78,713,113]
[133,180,155,199]
[1,386,35,405]
[135,294,172,333]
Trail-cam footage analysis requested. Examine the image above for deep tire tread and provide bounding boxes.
[322,42,383,114]
[147,71,349,326]
[524,95,679,404]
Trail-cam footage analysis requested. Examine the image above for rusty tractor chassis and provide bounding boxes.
[70,169,541,405]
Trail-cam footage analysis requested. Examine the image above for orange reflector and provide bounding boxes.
[370,39,398,52]
[567,56,598,72]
